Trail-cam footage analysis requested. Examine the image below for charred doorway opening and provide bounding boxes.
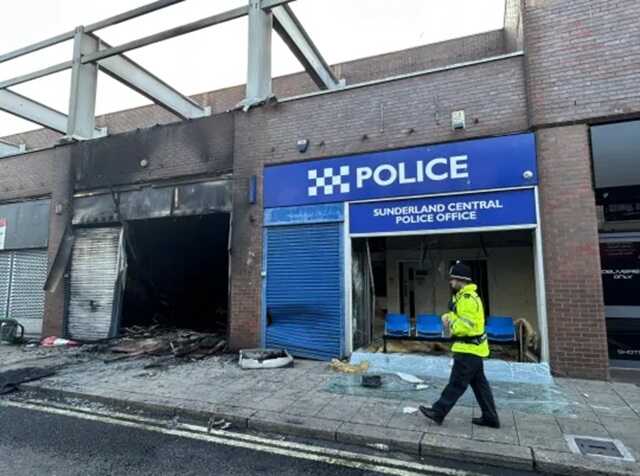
[121,213,230,334]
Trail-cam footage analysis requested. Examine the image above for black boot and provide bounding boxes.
[472,417,500,429]
[419,406,444,425]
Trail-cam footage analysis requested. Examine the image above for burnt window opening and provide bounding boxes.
[120,213,230,334]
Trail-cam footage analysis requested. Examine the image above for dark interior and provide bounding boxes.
[120,213,230,333]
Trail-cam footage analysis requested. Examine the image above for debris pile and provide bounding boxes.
[103,325,227,364]
[329,359,369,374]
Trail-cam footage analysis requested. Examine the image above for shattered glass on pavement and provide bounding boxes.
[350,351,554,384]
[324,373,575,415]
[322,352,580,416]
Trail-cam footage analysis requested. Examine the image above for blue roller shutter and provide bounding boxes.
[265,223,344,360]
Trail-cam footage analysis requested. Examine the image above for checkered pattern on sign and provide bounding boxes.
[308,166,350,196]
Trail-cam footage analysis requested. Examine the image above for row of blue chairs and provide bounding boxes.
[385,313,517,342]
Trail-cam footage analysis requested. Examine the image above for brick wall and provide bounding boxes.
[2,29,506,151]
[524,0,640,126]
[229,55,529,350]
[0,146,59,202]
[73,113,234,191]
[42,147,73,338]
[521,0,639,378]
[537,124,609,380]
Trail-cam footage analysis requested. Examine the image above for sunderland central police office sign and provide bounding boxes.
[350,189,537,235]
[264,133,537,208]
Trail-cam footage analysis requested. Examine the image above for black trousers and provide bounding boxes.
[433,353,499,423]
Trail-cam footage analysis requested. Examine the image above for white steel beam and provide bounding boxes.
[0,0,186,64]
[241,0,274,109]
[0,89,69,134]
[82,6,250,64]
[0,61,73,90]
[272,4,343,90]
[95,38,210,120]
[84,0,186,34]
[0,139,26,157]
[67,28,102,140]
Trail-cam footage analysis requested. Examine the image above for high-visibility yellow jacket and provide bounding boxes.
[444,283,489,358]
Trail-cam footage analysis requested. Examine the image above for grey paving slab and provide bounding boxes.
[284,394,334,417]
[316,396,364,421]
[515,413,569,452]
[349,399,401,426]
[254,396,298,413]
[387,412,432,433]
[471,423,519,446]
[533,448,640,476]
[243,380,286,393]
[514,412,559,426]
[337,422,423,455]
[599,416,640,441]
[224,391,272,410]
[563,402,602,422]
[269,387,315,401]
[423,416,473,439]
[591,404,640,419]
[472,407,515,424]
[421,433,533,471]
[471,409,518,445]
[387,401,433,432]
[555,417,610,437]
[564,378,617,393]
[612,382,640,398]
[249,410,341,442]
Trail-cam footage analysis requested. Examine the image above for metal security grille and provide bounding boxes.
[0,249,48,323]
[8,250,48,321]
[68,227,122,341]
[265,223,344,360]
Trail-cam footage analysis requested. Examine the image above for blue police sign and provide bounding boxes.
[349,189,537,235]
[264,133,537,208]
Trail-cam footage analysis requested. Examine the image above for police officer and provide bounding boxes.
[419,261,500,428]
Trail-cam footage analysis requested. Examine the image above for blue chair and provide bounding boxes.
[416,314,443,338]
[385,313,411,336]
[485,316,517,342]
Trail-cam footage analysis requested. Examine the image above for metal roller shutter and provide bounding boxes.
[8,250,48,322]
[265,223,344,360]
[68,227,122,341]
[0,252,11,319]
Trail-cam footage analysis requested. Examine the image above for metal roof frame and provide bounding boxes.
[0,0,344,155]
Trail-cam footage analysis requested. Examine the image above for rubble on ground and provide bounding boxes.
[98,325,228,364]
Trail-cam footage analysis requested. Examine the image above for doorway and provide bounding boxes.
[399,259,489,318]
[121,213,230,334]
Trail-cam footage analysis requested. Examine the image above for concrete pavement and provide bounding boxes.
[2,345,640,475]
